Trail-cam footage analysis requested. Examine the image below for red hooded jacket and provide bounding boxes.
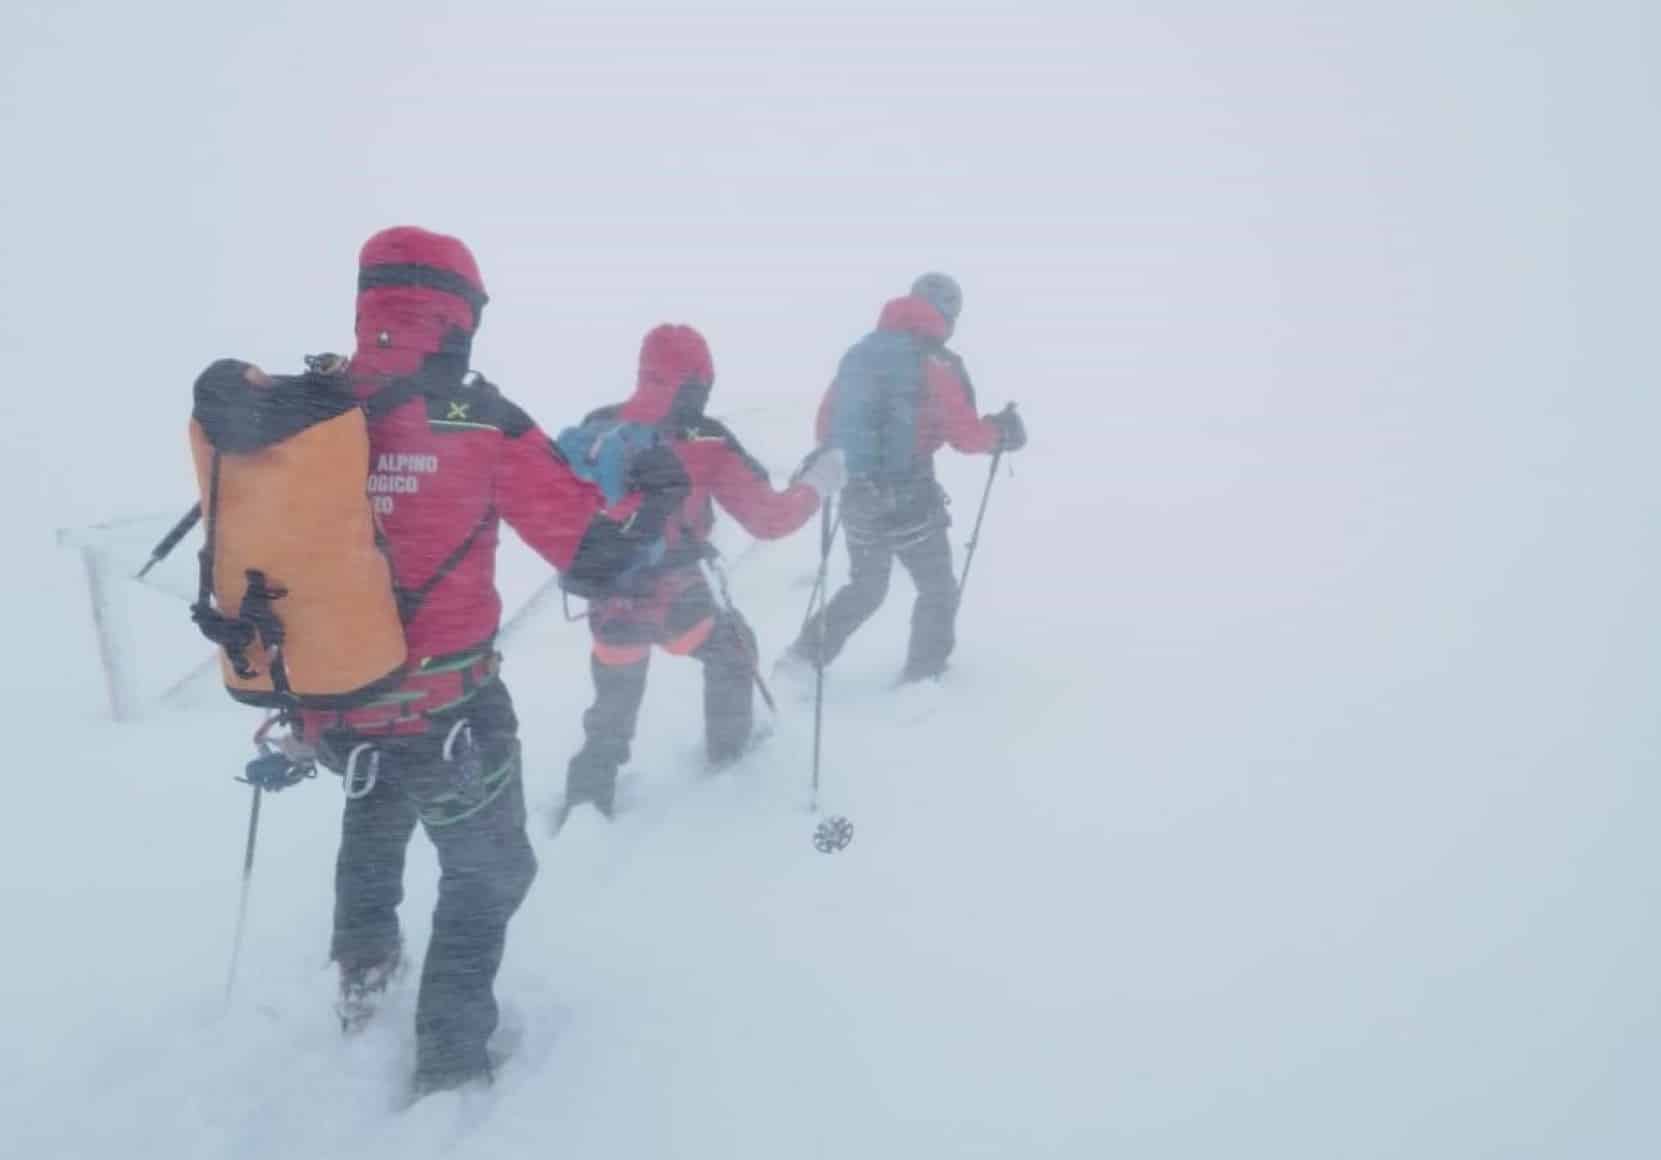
[310,227,642,731]
[597,324,821,559]
[815,295,1001,463]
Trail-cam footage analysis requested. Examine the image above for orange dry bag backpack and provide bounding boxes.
[188,357,408,708]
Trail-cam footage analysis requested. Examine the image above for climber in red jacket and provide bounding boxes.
[559,324,845,825]
[300,226,669,1100]
[783,272,1026,684]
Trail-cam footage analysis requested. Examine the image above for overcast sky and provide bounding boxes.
[3,1,1647,520]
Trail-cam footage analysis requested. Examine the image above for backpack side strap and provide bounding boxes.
[190,451,294,695]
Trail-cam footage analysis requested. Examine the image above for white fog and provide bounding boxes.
[1,3,1656,1156]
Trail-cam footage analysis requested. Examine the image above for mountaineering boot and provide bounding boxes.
[336,943,405,1034]
[891,669,949,727]
[409,1055,494,1104]
[706,713,776,774]
[897,657,948,685]
[566,758,618,817]
[557,651,647,835]
[771,645,818,703]
[554,751,620,834]
[692,613,757,770]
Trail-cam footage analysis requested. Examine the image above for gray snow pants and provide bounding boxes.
[797,479,959,679]
[326,677,536,1087]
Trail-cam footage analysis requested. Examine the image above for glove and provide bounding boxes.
[793,446,847,496]
[988,405,1026,452]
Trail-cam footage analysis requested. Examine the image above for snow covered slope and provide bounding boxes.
[6,389,1660,1158]
[3,4,1658,1158]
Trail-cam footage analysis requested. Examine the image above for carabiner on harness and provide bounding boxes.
[441,719,474,764]
[444,717,488,794]
[343,743,381,800]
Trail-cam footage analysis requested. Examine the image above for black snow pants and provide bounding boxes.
[325,677,536,1088]
[567,567,757,812]
[796,478,959,679]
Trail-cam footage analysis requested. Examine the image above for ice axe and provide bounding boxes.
[136,502,202,579]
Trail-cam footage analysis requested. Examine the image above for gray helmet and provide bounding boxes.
[910,272,963,327]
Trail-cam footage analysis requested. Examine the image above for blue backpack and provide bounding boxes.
[554,413,669,588]
[828,330,927,483]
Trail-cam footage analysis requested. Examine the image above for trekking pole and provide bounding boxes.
[799,506,844,638]
[222,716,317,1008]
[957,410,1014,603]
[136,503,202,579]
[223,783,263,1008]
[698,556,777,714]
[804,499,854,851]
[810,499,834,813]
